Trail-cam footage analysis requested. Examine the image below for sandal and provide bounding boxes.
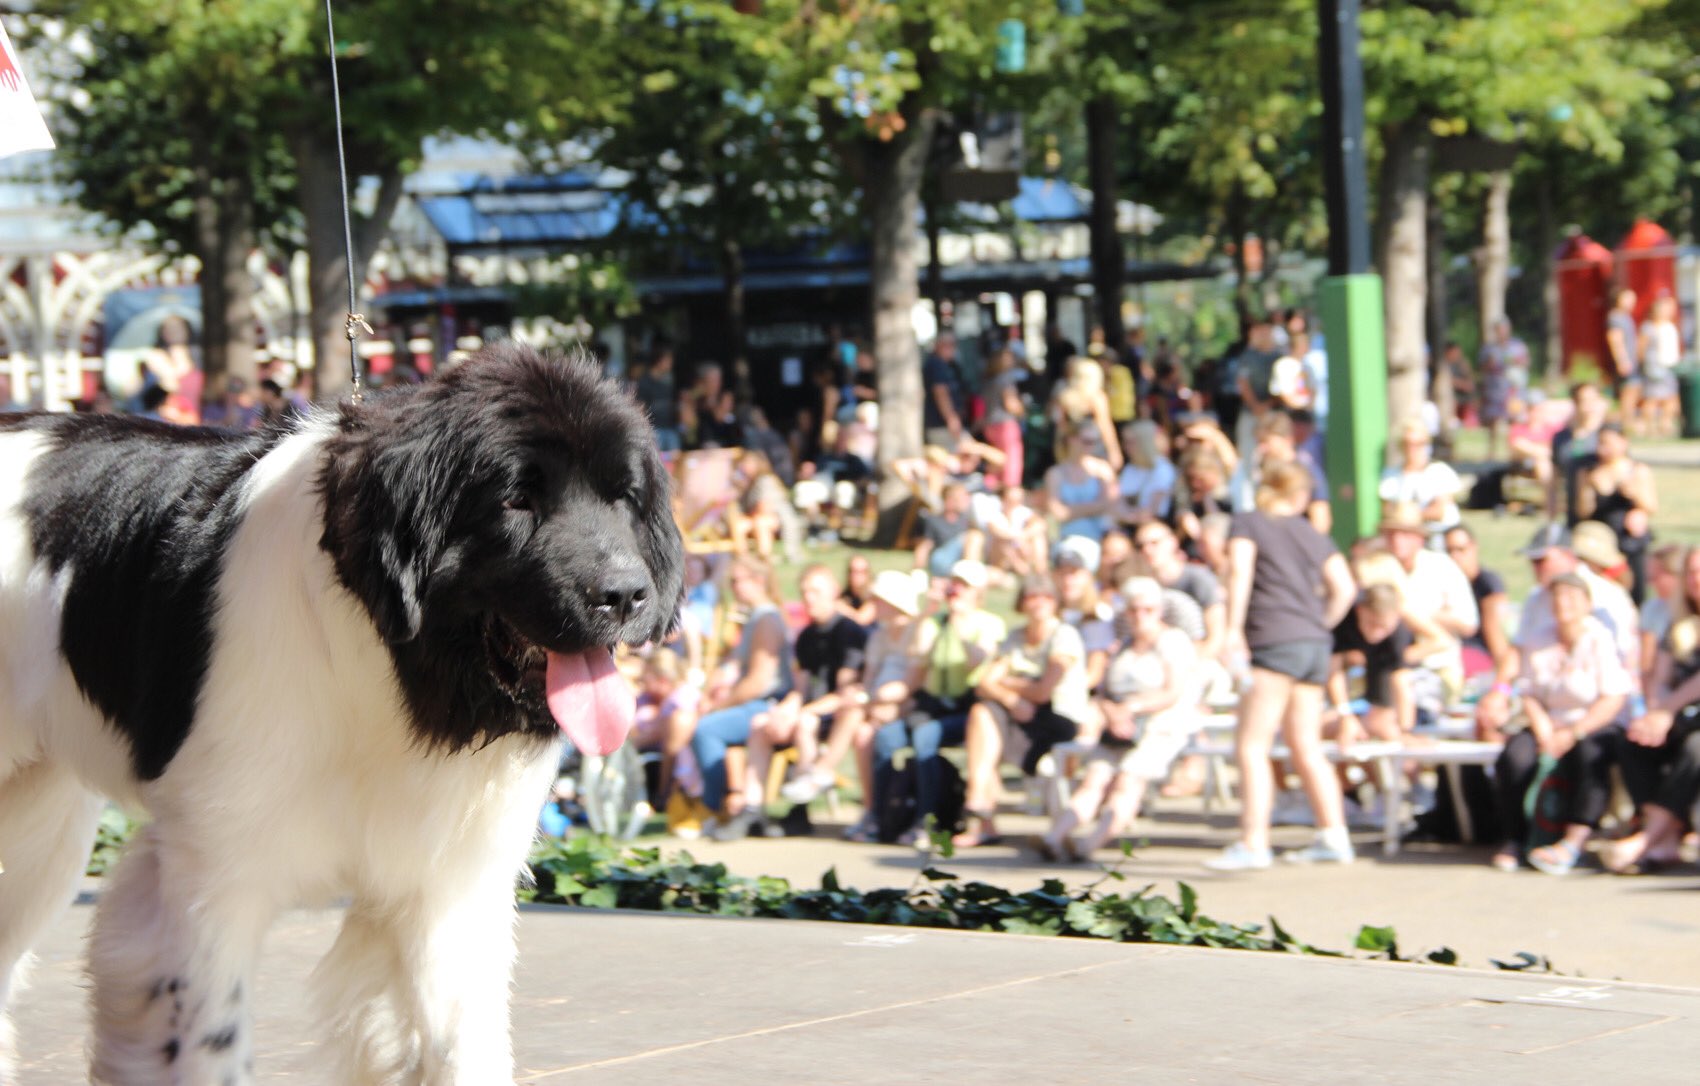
[1528,841,1583,876]
[1489,847,1520,873]
[1601,837,1645,876]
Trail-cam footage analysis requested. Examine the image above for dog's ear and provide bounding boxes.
[638,447,685,645]
[321,413,465,644]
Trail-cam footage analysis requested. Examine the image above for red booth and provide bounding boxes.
[1616,218,1678,321]
[1554,233,1614,379]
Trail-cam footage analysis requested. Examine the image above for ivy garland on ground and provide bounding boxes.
[85,811,1552,973]
[523,831,1553,973]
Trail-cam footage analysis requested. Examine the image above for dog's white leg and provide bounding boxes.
[88,827,275,1086]
[401,884,521,1086]
[0,760,105,1081]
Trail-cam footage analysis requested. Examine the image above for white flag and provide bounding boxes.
[0,20,52,158]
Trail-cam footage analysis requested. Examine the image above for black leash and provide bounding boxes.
[322,0,369,405]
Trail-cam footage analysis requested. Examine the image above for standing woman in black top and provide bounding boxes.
[1207,461,1357,871]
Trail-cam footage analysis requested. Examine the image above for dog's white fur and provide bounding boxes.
[0,420,561,1084]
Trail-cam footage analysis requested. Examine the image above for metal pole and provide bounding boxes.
[1318,0,1370,276]
[1316,0,1387,549]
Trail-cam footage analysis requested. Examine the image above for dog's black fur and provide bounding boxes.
[1,344,682,777]
[320,343,684,752]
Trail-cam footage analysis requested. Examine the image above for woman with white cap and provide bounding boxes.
[814,567,928,841]
[865,560,1007,845]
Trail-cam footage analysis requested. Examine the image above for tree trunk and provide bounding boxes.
[719,235,750,402]
[1537,174,1560,381]
[1085,95,1125,347]
[217,173,257,389]
[1426,194,1454,447]
[1374,122,1432,429]
[922,181,944,314]
[1477,169,1511,354]
[291,128,405,400]
[865,112,936,545]
[191,164,229,393]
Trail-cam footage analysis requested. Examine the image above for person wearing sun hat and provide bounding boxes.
[864,559,1007,846]
[1377,500,1478,713]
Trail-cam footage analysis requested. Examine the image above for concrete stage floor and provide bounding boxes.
[12,893,1700,1083]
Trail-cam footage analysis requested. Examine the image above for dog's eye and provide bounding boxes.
[503,494,533,514]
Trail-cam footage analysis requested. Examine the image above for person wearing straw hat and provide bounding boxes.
[1378,500,1478,716]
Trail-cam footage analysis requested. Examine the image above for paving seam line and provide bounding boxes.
[517,960,1125,1080]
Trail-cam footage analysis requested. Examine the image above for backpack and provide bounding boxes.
[875,752,966,843]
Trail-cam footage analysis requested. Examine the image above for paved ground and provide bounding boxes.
[14,896,1700,1083]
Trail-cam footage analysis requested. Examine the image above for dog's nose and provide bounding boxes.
[591,573,649,625]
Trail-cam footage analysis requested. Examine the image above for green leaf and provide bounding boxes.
[1355,925,1400,956]
[580,885,619,910]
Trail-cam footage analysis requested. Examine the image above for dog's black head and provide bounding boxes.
[319,343,685,751]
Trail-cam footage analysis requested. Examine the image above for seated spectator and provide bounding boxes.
[1552,381,1610,521]
[956,574,1093,848]
[1172,446,1231,561]
[1506,392,1570,494]
[1570,522,1644,667]
[729,449,802,564]
[1096,529,1135,598]
[1325,583,1442,743]
[1477,523,1641,742]
[1052,542,1118,693]
[1378,419,1464,539]
[891,433,1004,509]
[740,405,796,487]
[868,561,1006,845]
[1033,577,1201,861]
[1442,525,1512,679]
[832,569,928,842]
[1608,547,1700,873]
[750,565,869,812]
[1576,422,1657,603]
[1374,503,1479,716]
[1133,520,1225,663]
[680,556,794,840]
[1268,334,1316,411]
[1114,420,1176,528]
[838,553,878,628]
[967,482,1047,580]
[633,649,703,815]
[1639,543,1686,690]
[1490,573,1631,874]
[1046,422,1121,546]
[914,482,976,578]
[200,375,257,430]
[1229,411,1329,534]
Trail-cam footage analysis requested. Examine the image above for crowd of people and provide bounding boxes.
[609,302,1700,879]
[70,302,1700,877]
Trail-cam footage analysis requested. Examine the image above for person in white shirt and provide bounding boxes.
[1378,419,1464,539]
[1114,420,1177,525]
[1476,523,1641,742]
[1379,503,1478,711]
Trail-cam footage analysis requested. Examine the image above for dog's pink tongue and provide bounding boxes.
[544,649,634,756]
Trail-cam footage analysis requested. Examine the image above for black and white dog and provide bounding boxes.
[0,344,682,1083]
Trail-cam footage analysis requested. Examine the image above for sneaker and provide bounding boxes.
[1284,831,1356,865]
[1271,791,1315,827]
[780,767,836,805]
[1204,841,1274,871]
[841,812,878,843]
[706,808,762,843]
